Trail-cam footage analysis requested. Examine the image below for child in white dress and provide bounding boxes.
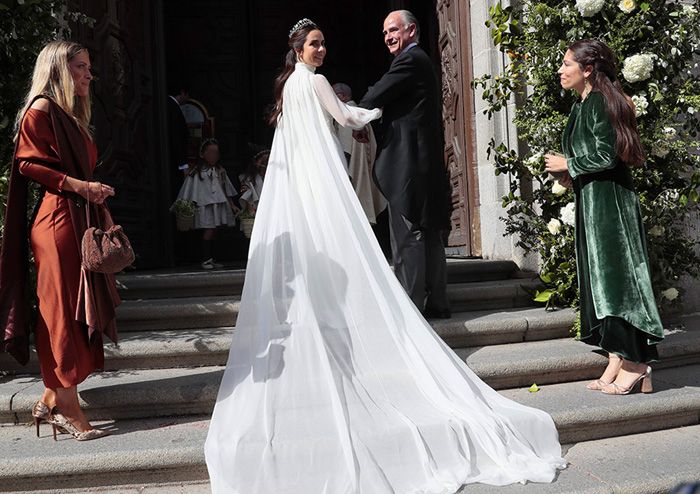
[238,149,268,214]
[173,138,239,269]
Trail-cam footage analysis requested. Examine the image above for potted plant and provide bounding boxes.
[238,206,255,238]
[171,199,196,231]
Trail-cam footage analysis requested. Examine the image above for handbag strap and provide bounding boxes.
[85,181,91,229]
[84,182,103,230]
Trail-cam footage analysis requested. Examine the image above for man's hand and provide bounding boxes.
[353,129,369,143]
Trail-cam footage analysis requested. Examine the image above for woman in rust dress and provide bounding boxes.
[0,41,120,440]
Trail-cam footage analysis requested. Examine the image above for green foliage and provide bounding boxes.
[171,199,196,217]
[474,0,700,313]
[0,0,92,242]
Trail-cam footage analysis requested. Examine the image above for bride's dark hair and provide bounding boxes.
[568,39,645,167]
[267,20,319,127]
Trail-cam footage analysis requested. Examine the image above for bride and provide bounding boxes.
[205,18,566,493]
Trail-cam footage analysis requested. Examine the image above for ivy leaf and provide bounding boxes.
[534,289,554,302]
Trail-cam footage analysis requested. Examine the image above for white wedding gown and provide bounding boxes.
[205,62,566,493]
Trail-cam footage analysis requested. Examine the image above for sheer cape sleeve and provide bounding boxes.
[312,74,381,130]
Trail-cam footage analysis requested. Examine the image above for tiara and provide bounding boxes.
[288,18,316,38]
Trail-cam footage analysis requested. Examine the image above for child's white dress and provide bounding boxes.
[175,166,237,228]
[238,173,264,210]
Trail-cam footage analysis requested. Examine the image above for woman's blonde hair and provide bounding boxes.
[15,40,92,136]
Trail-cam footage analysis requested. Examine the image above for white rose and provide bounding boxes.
[547,219,562,235]
[621,54,654,83]
[662,288,679,301]
[618,0,636,13]
[631,94,648,116]
[648,225,665,237]
[552,181,568,196]
[575,0,605,17]
[560,202,576,226]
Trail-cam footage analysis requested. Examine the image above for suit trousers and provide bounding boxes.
[388,204,449,313]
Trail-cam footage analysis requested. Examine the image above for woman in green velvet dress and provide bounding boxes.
[545,39,664,395]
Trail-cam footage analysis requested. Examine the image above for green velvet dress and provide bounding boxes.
[563,91,663,363]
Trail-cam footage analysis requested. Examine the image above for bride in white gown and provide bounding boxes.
[205,18,566,493]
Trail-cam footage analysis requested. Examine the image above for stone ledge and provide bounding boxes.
[0,307,576,374]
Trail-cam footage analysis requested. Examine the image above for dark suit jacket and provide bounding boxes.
[359,46,451,229]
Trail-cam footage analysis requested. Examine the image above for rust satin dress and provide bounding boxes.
[17,108,104,388]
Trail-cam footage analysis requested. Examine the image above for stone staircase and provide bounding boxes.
[1,259,699,493]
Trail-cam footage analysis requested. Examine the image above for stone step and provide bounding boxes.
[2,380,700,493]
[0,307,576,374]
[3,330,699,425]
[112,277,542,332]
[115,259,520,300]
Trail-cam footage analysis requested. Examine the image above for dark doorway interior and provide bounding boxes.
[162,1,442,264]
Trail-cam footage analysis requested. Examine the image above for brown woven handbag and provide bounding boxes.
[81,183,135,273]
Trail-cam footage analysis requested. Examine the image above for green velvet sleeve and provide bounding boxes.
[567,93,617,180]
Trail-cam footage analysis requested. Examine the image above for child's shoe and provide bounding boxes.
[201,258,224,270]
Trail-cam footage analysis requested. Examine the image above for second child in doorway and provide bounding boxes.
[174,138,239,269]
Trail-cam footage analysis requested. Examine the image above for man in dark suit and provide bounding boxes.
[358,10,452,318]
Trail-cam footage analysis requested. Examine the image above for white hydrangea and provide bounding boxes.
[631,94,648,116]
[663,127,677,138]
[575,0,605,17]
[682,4,697,16]
[621,54,654,83]
[560,202,576,226]
[648,225,665,237]
[524,152,544,174]
[618,0,636,13]
[547,218,562,235]
[552,181,568,196]
[662,287,679,301]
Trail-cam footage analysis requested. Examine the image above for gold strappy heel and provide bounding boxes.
[585,379,611,391]
[601,366,653,395]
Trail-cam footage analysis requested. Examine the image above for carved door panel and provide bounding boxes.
[436,0,480,255]
[72,0,172,267]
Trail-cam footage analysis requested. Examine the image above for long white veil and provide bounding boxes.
[205,62,565,493]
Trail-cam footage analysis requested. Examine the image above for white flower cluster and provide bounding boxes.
[662,287,679,301]
[622,54,654,83]
[648,225,665,237]
[682,4,697,16]
[631,94,648,116]
[547,218,562,235]
[524,152,544,174]
[618,0,636,13]
[575,0,605,16]
[560,202,576,226]
[552,180,568,196]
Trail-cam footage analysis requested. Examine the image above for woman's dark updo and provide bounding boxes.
[267,19,320,126]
